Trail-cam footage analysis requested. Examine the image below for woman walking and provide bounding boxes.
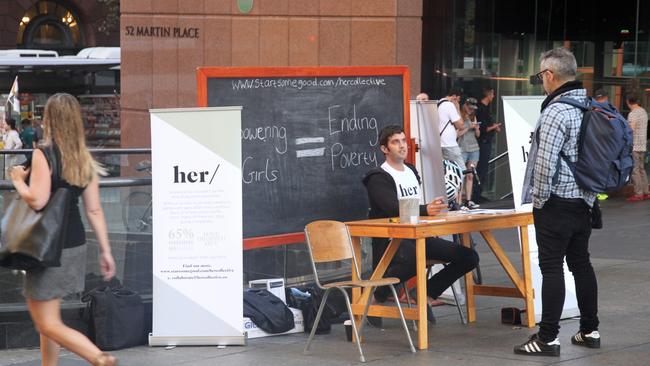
[10,93,117,366]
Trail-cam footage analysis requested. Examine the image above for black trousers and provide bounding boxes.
[473,140,492,201]
[534,196,599,342]
[373,237,479,302]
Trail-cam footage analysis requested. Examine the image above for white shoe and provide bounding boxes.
[466,201,480,209]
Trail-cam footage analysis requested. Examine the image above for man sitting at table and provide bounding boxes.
[362,125,480,309]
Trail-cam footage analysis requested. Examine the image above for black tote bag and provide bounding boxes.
[82,285,146,351]
[0,147,70,270]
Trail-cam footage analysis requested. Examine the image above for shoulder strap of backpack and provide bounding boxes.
[550,97,590,111]
[437,99,452,135]
[552,97,589,176]
[534,121,575,186]
[439,120,452,136]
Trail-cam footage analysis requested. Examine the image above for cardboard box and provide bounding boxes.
[248,278,286,304]
[243,307,304,339]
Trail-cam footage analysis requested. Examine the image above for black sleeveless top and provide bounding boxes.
[40,146,87,249]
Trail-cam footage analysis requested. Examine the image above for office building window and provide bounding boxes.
[17,1,83,52]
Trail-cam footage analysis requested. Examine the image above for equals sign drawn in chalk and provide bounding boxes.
[295,137,325,158]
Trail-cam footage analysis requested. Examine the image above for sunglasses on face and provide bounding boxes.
[529,69,552,85]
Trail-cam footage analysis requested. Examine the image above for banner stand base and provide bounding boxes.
[149,334,246,347]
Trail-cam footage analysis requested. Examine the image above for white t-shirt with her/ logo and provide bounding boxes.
[381,162,420,200]
[437,99,461,147]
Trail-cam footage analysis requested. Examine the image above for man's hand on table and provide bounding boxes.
[426,196,447,216]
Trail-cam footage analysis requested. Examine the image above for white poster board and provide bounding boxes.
[409,100,463,304]
[409,100,447,202]
[149,107,245,346]
[502,96,579,321]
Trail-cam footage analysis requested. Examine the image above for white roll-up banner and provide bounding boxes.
[409,100,447,202]
[149,107,245,346]
[502,96,579,321]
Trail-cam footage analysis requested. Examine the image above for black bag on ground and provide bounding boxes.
[286,286,338,334]
[243,289,294,334]
[501,307,525,325]
[82,283,145,350]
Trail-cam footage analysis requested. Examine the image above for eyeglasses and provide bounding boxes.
[529,69,552,85]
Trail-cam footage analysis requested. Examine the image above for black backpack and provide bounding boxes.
[286,286,339,334]
[243,289,295,334]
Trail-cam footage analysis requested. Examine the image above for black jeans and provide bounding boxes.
[534,196,599,342]
[373,237,479,302]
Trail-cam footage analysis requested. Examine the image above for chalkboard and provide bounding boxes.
[197,67,410,242]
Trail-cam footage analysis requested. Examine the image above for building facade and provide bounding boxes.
[119,0,424,149]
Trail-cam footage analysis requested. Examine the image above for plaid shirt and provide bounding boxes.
[533,88,597,208]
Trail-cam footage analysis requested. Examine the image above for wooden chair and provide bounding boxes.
[303,220,416,363]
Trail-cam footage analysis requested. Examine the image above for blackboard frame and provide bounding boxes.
[196,66,412,249]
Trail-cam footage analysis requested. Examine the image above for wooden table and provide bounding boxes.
[346,210,535,350]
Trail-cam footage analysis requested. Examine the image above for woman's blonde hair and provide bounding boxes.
[43,93,104,186]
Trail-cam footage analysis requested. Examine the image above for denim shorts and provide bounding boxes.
[462,150,480,163]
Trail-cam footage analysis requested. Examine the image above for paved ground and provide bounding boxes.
[1,196,649,365]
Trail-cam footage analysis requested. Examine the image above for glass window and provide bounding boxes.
[32,23,65,45]
[16,1,83,51]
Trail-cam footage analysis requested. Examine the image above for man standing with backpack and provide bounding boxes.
[515,48,601,356]
[625,93,649,201]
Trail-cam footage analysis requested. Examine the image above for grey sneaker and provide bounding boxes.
[571,330,601,349]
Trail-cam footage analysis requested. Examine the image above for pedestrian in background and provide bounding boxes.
[33,118,44,145]
[20,118,36,161]
[625,93,649,202]
[593,88,609,104]
[3,118,22,150]
[3,117,23,177]
[457,97,481,209]
[474,87,502,203]
[20,118,36,148]
[9,93,118,366]
[437,87,466,170]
